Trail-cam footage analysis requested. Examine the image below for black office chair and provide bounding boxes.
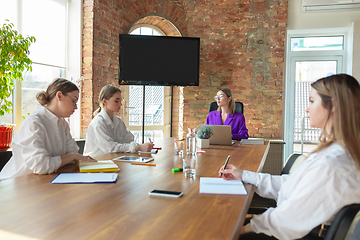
[0,150,13,171]
[75,139,85,155]
[247,153,307,214]
[208,101,244,114]
[324,204,360,240]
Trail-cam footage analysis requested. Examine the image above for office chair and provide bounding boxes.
[247,153,307,214]
[324,204,360,240]
[208,101,244,114]
[0,150,13,171]
[75,139,85,155]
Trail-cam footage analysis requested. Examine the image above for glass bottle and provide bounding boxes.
[186,127,197,156]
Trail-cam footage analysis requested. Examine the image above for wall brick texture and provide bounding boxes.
[82,0,287,139]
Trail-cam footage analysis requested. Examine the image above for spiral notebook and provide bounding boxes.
[199,177,247,195]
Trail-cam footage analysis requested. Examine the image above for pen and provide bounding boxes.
[149,138,152,143]
[219,155,231,178]
[172,168,183,173]
[131,162,156,166]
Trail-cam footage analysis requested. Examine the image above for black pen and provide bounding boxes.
[219,155,231,178]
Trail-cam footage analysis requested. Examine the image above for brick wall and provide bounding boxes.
[82,0,287,139]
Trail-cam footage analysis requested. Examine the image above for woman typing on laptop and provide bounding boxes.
[206,87,248,140]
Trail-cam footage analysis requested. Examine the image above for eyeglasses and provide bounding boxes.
[214,94,225,101]
[67,95,78,107]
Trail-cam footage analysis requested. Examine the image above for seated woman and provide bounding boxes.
[84,85,153,157]
[206,87,248,140]
[0,78,95,180]
[219,74,360,240]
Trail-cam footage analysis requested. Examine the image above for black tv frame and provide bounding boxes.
[118,34,200,86]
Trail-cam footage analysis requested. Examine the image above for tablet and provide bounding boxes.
[113,156,154,163]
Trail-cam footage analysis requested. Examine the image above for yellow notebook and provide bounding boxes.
[79,160,119,173]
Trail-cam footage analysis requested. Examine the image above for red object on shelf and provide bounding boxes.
[0,125,14,148]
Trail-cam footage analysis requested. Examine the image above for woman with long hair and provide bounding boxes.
[219,74,360,240]
[206,87,248,140]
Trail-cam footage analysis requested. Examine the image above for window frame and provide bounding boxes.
[1,0,82,139]
[283,27,351,163]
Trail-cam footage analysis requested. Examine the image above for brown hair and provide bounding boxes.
[311,74,360,168]
[217,87,235,114]
[36,78,79,106]
[93,85,121,116]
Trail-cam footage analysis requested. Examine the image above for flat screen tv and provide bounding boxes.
[119,34,200,86]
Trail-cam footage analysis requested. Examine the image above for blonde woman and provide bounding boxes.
[84,85,153,157]
[206,87,248,140]
[0,78,95,180]
[219,74,360,240]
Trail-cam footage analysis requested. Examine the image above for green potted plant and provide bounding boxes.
[196,125,213,149]
[0,20,36,148]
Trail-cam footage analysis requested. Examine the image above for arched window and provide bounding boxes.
[124,27,171,143]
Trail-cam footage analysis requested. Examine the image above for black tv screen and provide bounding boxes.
[119,34,200,86]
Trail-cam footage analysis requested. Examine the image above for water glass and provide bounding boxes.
[174,139,184,155]
[183,157,196,178]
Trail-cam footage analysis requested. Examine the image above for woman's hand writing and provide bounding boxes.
[138,142,154,152]
[218,164,243,181]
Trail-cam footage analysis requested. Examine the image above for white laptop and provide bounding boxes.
[208,125,233,145]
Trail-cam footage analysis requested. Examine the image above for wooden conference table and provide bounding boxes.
[0,138,269,240]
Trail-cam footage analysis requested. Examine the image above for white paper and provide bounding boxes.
[199,177,247,195]
[51,173,118,184]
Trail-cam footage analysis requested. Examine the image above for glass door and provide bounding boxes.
[284,32,347,161]
[293,60,337,154]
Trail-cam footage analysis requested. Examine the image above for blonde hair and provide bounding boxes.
[36,78,78,105]
[217,87,235,114]
[311,74,360,168]
[93,85,121,116]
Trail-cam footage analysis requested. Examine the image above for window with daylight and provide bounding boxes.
[125,26,171,144]
[284,29,348,161]
[0,0,82,138]
[0,0,66,125]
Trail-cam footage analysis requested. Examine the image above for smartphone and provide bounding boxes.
[149,189,183,198]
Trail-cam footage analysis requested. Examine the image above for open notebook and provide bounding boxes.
[199,177,247,195]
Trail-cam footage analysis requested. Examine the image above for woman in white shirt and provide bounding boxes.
[219,74,360,240]
[0,78,95,180]
[84,85,153,157]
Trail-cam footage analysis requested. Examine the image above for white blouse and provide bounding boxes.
[84,108,139,157]
[0,105,79,180]
[243,143,360,239]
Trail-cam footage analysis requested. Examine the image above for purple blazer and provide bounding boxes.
[206,110,249,140]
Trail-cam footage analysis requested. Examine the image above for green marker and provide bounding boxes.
[172,168,183,173]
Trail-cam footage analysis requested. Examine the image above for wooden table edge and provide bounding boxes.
[230,142,270,240]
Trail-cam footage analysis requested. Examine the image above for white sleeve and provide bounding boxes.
[14,120,62,175]
[242,170,289,200]
[117,119,136,143]
[93,122,139,154]
[248,162,352,239]
[64,121,79,154]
